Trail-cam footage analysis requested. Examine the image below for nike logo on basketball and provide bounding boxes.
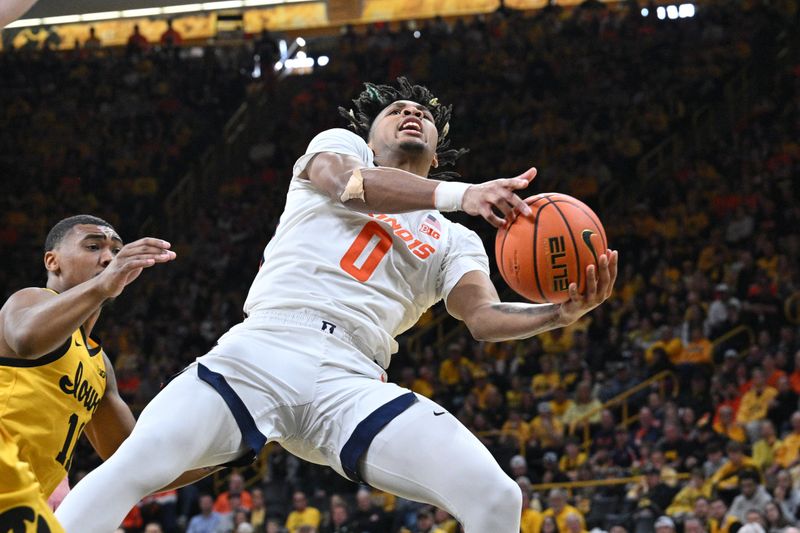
[581,229,599,264]
[433,411,446,416]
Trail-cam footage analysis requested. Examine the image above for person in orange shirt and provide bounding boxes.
[160,18,183,47]
[789,350,800,394]
[763,355,787,388]
[213,472,252,513]
[674,327,713,367]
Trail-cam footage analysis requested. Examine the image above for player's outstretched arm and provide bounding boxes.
[447,249,618,342]
[0,0,37,27]
[303,152,535,227]
[0,238,175,358]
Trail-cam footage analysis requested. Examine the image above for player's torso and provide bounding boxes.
[0,426,65,533]
[0,327,106,496]
[244,178,452,354]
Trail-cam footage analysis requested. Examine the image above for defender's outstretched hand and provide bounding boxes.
[462,168,537,228]
[96,238,176,298]
[558,239,618,325]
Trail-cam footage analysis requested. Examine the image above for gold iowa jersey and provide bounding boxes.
[0,312,106,497]
[0,425,64,533]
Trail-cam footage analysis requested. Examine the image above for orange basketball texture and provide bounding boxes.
[495,193,607,304]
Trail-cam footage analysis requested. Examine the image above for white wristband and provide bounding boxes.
[434,181,470,212]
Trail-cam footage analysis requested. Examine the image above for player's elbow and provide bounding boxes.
[5,321,58,359]
[6,329,40,358]
[464,309,501,342]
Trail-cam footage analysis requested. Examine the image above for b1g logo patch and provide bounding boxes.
[419,214,441,240]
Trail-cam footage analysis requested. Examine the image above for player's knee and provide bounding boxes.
[484,473,522,517]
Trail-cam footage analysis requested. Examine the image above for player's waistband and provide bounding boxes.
[244,310,379,363]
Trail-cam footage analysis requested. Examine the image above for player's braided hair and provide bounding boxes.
[338,77,468,179]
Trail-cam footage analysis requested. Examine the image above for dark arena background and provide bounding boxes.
[1,0,799,532]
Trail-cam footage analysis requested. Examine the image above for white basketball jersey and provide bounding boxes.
[242,128,489,368]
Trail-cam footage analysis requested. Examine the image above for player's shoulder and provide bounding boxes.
[307,128,367,147]
[437,214,479,240]
[1,287,53,312]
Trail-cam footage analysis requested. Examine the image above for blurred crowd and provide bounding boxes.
[1,1,799,533]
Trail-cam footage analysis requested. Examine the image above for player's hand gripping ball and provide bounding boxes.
[496,193,607,304]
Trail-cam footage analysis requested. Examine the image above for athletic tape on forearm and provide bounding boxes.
[434,181,470,212]
[340,168,366,203]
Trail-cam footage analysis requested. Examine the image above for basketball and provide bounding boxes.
[495,193,607,304]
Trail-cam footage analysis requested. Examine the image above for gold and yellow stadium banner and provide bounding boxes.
[6,0,605,51]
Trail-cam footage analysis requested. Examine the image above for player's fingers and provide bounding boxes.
[121,258,157,270]
[481,207,505,228]
[513,167,537,184]
[568,282,580,302]
[127,250,175,262]
[586,264,598,300]
[595,253,610,298]
[606,250,619,298]
[121,252,174,267]
[125,237,171,250]
[491,197,515,220]
[509,192,533,217]
[117,243,173,258]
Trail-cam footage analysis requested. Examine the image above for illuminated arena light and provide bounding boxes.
[651,3,695,20]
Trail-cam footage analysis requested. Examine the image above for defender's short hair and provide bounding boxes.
[339,77,468,179]
[45,215,115,252]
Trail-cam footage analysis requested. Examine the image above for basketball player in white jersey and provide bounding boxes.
[57,78,618,533]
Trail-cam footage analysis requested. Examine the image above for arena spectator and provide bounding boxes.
[160,19,182,46]
[709,498,740,533]
[285,491,320,533]
[187,494,223,533]
[728,470,773,523]
[214,473,253,513]
[350,487,388,533]
[543,489,585,533]
[737,369,779,441]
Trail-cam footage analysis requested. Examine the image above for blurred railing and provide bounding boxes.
[636,65,754,185]
[140,86,273,236]
[569,370,679,447]
[711,324,754,362]
[531,472,690,492]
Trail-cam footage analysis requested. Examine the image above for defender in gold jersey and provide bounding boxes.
[0,215,177,499]
[0,425,64,533]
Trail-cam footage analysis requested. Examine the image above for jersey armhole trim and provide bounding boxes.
[0,337,72,368]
